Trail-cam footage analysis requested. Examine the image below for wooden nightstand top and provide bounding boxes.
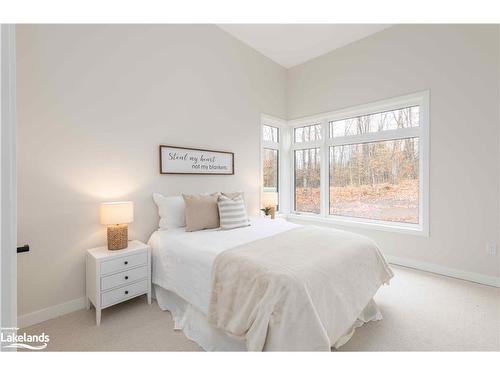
[87,240,149,260]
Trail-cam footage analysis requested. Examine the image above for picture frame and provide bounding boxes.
[159,145,234,175]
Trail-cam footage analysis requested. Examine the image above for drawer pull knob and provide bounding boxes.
[125,290,129,295]
[125,276,129,280]
[124,261,128,265]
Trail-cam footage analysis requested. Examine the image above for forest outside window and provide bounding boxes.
[294,147,321,213]
[263,148,279,192]
[329,137,419,224]
[289,92,429,234]
[263,124,279,143]
[295,124,322,143]
[329,106,420,224]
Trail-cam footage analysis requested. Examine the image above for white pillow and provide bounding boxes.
[152,193,186,229]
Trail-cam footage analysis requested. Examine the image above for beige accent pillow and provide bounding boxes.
[182,193,221,232]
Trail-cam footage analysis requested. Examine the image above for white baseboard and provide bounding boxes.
[386,255,500,288]
[18,297,86,329]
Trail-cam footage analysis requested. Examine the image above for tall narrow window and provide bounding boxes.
[262,123,280,209]
[263,148,279,193]
[293,124,322,214]
[294,148,321,214]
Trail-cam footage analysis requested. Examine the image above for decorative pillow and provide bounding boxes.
[152,193,185,230]
[218,195,250,230]
[183,193,221,232]
[222,191,249,221]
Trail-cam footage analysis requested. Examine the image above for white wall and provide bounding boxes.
[287,25,500,278]
[16,25,286,316]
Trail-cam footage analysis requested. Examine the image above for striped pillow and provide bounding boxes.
[218,195,250,230]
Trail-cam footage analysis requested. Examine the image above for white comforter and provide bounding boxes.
[207,225,394,351]
[149,218,300,314]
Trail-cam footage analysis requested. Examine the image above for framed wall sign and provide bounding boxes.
[159,145,234,175]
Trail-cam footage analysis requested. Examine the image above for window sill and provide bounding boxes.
[285,213,428,237]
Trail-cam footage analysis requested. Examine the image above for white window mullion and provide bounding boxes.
[291,140,323,150]
[320,120,329,217]
[327,127,420,147]
[289,138,296,213]
[279,126,292,214]
[262,141,279,150]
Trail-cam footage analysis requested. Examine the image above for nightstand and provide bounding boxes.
[85,240,151,325]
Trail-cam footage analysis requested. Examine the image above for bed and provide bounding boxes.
[148,217,393,351]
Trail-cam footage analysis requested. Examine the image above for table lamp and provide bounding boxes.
[100,201,134,250]
[261,192,278,219]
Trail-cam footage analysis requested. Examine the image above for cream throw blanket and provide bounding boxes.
[207,226,394,351]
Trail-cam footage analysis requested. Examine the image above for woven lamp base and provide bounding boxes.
[269,207,276,219]
[107,224,128,250]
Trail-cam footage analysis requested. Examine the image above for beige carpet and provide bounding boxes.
[20,265,500,351]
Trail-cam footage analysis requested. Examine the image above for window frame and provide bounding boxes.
[287,91,429,236]
[261,115,286,213]
[294,123,322,143]
[293,147,321,214]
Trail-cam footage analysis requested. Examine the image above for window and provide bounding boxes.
[294,124,322,143]
[329,138,419,223]
[263,125,279,143]
[288,92,429,234]
[293,124,323,214]
[261,122,281,209]
[263,148,278,192]
[329,106,419,137]
[329,106,420,224]
[294,148,321,213]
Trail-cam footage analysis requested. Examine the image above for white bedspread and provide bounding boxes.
[207,225,393,351]
[149,218,300,314]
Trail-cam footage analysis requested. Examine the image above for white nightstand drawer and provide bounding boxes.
[101,266,148,291]
[100,252,147,275]
[101,279,148,307]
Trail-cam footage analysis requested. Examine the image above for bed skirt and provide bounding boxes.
[154,284,383,351]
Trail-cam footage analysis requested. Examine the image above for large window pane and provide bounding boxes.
[294,124,322,143]
[263,125,279,143]
[329,138,419,223]
[263,148,278,193]
[330,106,419,138]
[294,148,321,213]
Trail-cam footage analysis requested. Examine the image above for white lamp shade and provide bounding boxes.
[261,192,278,208]
[100,201,134,225]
